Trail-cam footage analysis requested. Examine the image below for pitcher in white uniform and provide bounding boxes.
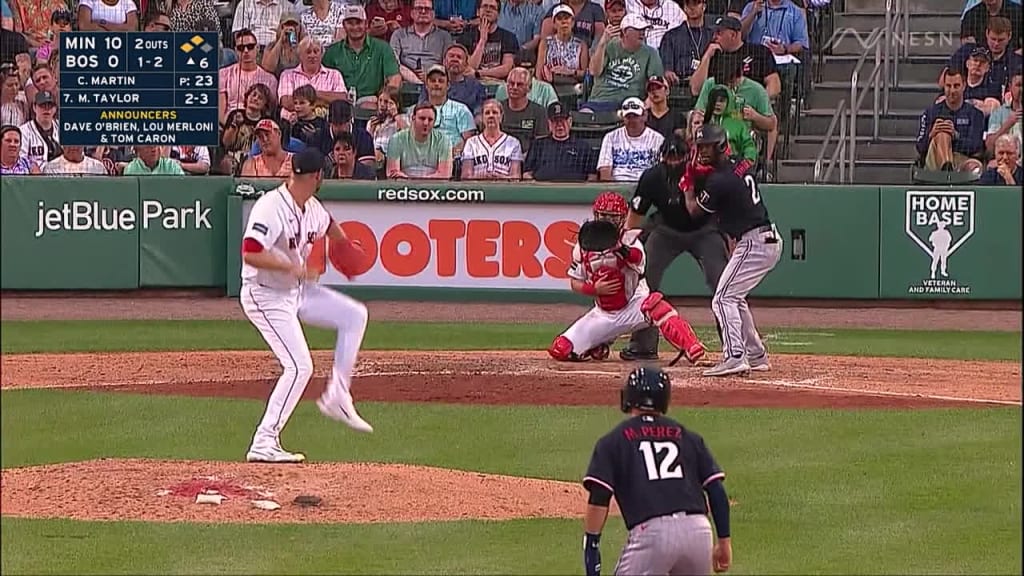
[239,147,373,464]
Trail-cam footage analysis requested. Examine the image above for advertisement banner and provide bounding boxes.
[0,177,140,290]
[138,177,231,287]
[241,200,592,289]
[878,186,1022,299]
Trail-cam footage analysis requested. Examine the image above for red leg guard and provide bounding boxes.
[548,335,575,361]
[641,292,706,363]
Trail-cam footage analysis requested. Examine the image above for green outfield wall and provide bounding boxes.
[2,177,1019,302]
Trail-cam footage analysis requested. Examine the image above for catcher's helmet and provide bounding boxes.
[593,191,628,227]
[620,366,672,414]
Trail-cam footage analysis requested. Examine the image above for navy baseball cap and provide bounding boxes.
[547,101,570,120]
[713,16,742,32]
[329,100,353,123]
[293,148,325,175]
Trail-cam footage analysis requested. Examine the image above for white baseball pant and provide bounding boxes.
[240,282,368,452]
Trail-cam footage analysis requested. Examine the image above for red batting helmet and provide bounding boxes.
[593,192,628,227]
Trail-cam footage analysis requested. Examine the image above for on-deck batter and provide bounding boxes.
[548,192,706,364]
[582,366,734,575]
[239,147,373,464]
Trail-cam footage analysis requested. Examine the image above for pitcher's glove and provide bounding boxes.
[328,237,370,280]
[578,219,620,252]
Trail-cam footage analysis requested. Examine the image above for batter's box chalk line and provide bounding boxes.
[741,378,1021,406]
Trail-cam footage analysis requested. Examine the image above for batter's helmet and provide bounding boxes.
[694,124,728,149]
[620,366,672,414]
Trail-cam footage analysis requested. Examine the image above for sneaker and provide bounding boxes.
[317,388,374,433]
[245,444,306,464]
[748,353,771,372]
[702,356,751,377]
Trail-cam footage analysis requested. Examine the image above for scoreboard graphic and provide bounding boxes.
[59,31,219,146]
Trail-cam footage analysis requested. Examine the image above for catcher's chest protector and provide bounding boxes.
[580,235,645,311]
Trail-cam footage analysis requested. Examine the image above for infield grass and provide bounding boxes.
[1,390,1021,574]
[1,320,1021,360]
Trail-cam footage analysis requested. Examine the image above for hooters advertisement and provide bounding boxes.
[241,201,594,289]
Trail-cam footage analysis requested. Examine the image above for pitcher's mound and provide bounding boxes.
[1,458,609,524]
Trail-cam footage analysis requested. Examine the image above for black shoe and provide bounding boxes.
[619,348,660,361]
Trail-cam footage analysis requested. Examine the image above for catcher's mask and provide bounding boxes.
[694,124,727,167]
[592,191,628,229]
[620,366,672,414]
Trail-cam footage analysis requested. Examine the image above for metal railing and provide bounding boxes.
[812,98,848,183]
[850,0,912,182]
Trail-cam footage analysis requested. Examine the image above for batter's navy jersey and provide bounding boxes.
[696,164,771,240]
[583,414,725,530]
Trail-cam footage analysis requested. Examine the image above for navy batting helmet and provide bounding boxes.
[620,366,672,414]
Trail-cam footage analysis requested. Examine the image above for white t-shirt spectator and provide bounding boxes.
[597,126,664,181]
[42,155,107,175]
[300,2,346,48]
[79,0,137,25]
[624,0,684,50]
[170,145,212,173]
[232,0,297,46]
[462,133,522,178]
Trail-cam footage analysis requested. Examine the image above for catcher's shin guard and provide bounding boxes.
[549,336,577,361]
[641,292,706,365]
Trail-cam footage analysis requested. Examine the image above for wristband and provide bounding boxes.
[580,282,597,296]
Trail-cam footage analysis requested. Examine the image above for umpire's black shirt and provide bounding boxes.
[584,414,725,530]
[631,163,710,232]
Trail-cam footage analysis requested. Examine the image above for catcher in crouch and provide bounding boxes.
[548,192,707,364]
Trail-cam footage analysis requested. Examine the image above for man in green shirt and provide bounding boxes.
[322,4,402,110]
[583,13,665,112]
[693,56,776,163]
[123,146,186,175]
[386,102,454,179]
[494,59,559,108]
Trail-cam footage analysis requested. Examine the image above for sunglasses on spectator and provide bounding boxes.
[152,22,170,30]
[237,43,258,51]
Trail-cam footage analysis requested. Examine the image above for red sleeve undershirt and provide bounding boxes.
[242,237,264,253]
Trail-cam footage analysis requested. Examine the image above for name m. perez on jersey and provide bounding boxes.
[584,414,725,530]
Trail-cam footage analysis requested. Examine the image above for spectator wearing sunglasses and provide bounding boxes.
[219,29,279,125]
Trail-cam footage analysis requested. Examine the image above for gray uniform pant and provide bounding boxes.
[627,221,729,354]
[614,513,714,576]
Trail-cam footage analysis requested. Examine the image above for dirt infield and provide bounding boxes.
[1,295,1020,526]
[0,458,609,524]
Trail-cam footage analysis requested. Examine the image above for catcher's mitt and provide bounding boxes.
[577,219,620,252]
[328,237,370,280]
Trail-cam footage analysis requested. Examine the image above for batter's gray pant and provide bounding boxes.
[627,222,729,354]
[713,224,783,360]
[614,512,714,576]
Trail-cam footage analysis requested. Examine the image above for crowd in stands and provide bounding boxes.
[916,2,1022,185]
[1,0,1018,184]
[0,0,821,182]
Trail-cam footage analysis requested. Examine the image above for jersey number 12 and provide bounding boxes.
[638,441,684,480]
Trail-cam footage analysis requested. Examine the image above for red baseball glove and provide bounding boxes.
[328,237,370,280]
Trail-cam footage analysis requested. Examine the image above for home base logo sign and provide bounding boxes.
[904,190,975,295]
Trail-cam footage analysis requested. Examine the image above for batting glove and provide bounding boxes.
[583,532,601,576]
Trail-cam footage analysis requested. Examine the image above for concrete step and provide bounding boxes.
[808,81,939,109]
[788,138,919,161]
[777,158,913,184]
[844,0,964,14]
[800,108,922,137]
[817,55,947,84]
[828,30,961,57]
[834,12,961,34]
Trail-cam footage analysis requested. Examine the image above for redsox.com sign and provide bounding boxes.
[246,202,593,289]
